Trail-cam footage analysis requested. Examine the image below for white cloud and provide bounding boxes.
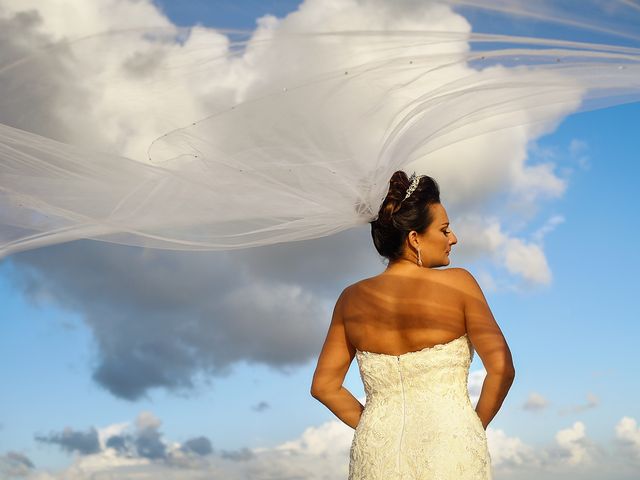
[523,391,550,412]
[569,138,591,170]
[97,422,129,451]
[15,414,640,479]
[267,419,353,457]
[0,0,574,406]
[559,392,600,415]
[501,235,552,286]
[615,416,640,460]
[554,421,594,466]
[487,427,539,469]
[452,216,553,287]
[0,0,171,38]
[0,451,35,478]
[527,137,591,185]
[135,411,162,431]
[1,0,580,286]
[531,215,565,243]
[468,368,487,406]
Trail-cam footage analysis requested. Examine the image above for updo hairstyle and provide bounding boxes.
[370,170,441,263]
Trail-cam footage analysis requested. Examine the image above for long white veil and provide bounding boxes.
[1,0,639,258]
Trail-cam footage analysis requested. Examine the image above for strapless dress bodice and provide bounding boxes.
[349,333,492,479]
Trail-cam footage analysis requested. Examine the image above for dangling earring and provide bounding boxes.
[417,246,423,267]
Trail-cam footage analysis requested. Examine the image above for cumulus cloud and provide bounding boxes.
[251,401,270,412]
[35,414,157,460]
[451,215,553,288]
[181,437,213,457]
[0,0,577,402]
[467,368,487,406]
[523,391,549,412]
[0,451,35,478]
[528,138,588,183]
[552,421,599,466]
[484,419,640,479]
[10,413,640,479]
[569,139,591,170]
[615,416,640,461]
[7,239,335,400]
[531,215,566,244]
[486,427,539,469]
[11,412,352,479]
[32,410,215,471]
[35,427,101,455]
[559,392,600,415]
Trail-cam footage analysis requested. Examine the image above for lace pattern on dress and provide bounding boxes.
[349,334,492,479]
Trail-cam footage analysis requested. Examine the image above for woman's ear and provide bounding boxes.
[407,230,418,250]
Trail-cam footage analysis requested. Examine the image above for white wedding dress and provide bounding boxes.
[349,333,491,479]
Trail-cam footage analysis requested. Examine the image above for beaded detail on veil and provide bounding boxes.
[0,1,639,258]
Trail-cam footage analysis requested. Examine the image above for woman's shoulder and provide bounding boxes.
[442,267,471,279]
[345,267,469,292]
[444,267,480,287]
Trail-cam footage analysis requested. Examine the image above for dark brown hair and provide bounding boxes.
[370,170,441,262]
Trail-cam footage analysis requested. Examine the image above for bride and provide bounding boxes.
[310,171,515,479]
[0,2,637,477]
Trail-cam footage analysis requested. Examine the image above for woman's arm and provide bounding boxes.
[310,287,363,429]
[454,268,516,430]
[475,371,515,430]
[311,387,364,429]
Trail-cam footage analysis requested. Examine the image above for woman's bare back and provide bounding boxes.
[312,265,514,435]
[340,265,515,431]
[342,267,467,356]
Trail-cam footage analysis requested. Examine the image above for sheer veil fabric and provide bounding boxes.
[0,0,639,258]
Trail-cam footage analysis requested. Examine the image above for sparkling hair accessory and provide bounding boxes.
[401,172,425,203]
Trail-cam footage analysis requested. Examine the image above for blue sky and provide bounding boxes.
[1,1,639,479]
